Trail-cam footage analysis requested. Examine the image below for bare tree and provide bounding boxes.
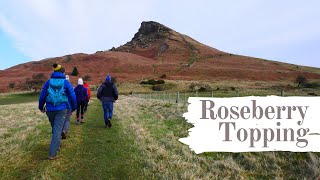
[25,73,47,95]
[295,75,307,87]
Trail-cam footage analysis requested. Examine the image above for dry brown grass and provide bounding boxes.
[1,95,320,179]
[114,96,320,179]
[115,97,243,179]
[117,80,320,97]
[0,102,47,177]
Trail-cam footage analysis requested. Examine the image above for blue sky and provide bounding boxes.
[0,0,319,70]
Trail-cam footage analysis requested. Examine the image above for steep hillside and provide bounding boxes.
[0,21,319,92]
[115,21,320,81]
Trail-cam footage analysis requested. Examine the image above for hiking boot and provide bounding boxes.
[108,120,112,128]
[48,156,57,160]
[105,120,109,128]
[58,143,62,151]
[61,131,67,139]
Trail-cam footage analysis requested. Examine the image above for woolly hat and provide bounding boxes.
[53,63,65,73]
[65,75,70,81]
[78,78,83,85]
[106,75,111,82]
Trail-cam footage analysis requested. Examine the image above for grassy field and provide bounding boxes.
[0,93,320,179]
[117,80,320,96]
[0,98,144,179]
[133,88,320,105]
[0,92,39,105]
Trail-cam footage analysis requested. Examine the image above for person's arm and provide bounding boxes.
[66,81,77,111]
[84,87,89,101]
[113,84,119,100]
[38,81,49,111]
[88,87,91,100]
[97,84,104,99]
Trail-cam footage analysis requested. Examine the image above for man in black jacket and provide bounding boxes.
[97,75,119,128]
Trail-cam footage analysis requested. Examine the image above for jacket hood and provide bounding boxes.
[103,81,114,86]
[50,72,66,79]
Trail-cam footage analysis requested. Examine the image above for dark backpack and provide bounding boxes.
[98,83,118,100]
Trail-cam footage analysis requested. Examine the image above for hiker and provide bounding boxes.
[38,64,77,160]
[97,75,118,128]
[74,78,88,124]
[83,82,91,113]
[61,75,72,139]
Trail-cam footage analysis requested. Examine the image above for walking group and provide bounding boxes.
[38,64,118,160]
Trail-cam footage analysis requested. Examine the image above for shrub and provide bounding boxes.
[308,92,318,96]
[71,67,79,76]
[151,83,175,91]
[140,79,165,85]
[199,87,207,92]
[304,82,320,88]
[189,82,211,91]
[25,73,47,94]
[231,87,236,91]
[295,75,307,87]
[152,85,163,91]
[159,74,167,79]
[9,83,15,89]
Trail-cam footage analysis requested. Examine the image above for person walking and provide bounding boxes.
[83,82,91,113]
[97,75,118,128]
[74,78,88,124]
[39,64,77,160]
[61,75,72,139]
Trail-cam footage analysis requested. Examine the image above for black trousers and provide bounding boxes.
[76,101,85,119]
[84,100,88,112]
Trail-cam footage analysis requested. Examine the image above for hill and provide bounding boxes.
[0,21,319,92]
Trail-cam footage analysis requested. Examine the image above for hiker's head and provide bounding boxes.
[78,78,83,85]
[106,75,111,83]
[53,63,65,73]
[65,75,70,81]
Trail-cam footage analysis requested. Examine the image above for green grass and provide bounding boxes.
[116,79,320,95]
[0,92,39,105]
[0,99,145,179]
[58,101,144,179]
[1,94,320,178]
[124,97,320,179]
[134,87,320,105]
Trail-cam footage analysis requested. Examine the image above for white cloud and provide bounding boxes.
[0,0,158,61]
[0,15,21,39]
[25,0,62,21]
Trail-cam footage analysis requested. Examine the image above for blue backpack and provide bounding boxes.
[46,78,69,106]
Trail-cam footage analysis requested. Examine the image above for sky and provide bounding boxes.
[0,0,319,70]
